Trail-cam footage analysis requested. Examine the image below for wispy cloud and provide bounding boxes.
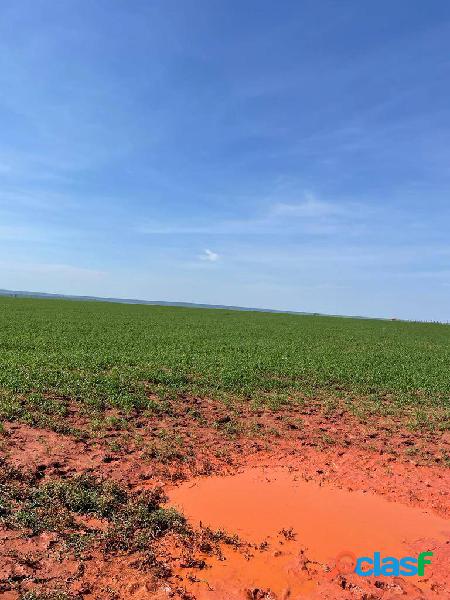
[138,219,259,236]
[0,188,79,211]
[0,260,105,279]
[271,192,354,218]
[199,248,219,262]
[138,191,369,238]
[0,218,79,243]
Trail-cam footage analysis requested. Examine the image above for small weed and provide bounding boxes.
[441,451,450,467]
[63,531,96,558]
[107,439,124,453]
[283,417,304,430]
[213,415,242,436]
[321,433,335,445]
[279,527,297,540]
[143,431,188,463]
[265,426,281,438]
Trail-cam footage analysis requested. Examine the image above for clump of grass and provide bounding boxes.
[143,430,189,463]
[15,499,76,534]
[321,432,336,445]
[103,486,188,552]
[62,531,97,557]
[0,457,35,522]
[213,415,242,436]
[1,460,188,556]
[442,451,450,467]
[11,475,127,535]
[106,438,126,453]
[0,390,86,438]
[89,414,130,436]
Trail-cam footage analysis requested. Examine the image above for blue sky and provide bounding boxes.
[1,1,450,320]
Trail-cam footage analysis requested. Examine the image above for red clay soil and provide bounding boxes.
[169,466,449,599]
[0,397,449,599]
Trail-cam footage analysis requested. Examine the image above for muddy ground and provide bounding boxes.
[0,397,449,599]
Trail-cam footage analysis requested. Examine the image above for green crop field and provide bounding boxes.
[0,296,449,429]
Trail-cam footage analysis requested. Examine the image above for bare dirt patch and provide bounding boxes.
[1,397,449,599]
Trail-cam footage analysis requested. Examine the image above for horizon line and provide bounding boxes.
[0,287,436,324]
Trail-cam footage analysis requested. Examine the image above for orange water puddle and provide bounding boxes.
[169,467,449,599]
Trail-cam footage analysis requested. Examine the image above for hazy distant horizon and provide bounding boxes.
[3,287,445,324]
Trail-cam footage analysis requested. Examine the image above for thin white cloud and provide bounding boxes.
[138,220,256,235]
[138,191,370,238]
[0,189,79,211]
[199,248,219,262]
[31,263,106,278]
[0,260,105,278]
[0,220,80,243]
[271,192,354,219]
